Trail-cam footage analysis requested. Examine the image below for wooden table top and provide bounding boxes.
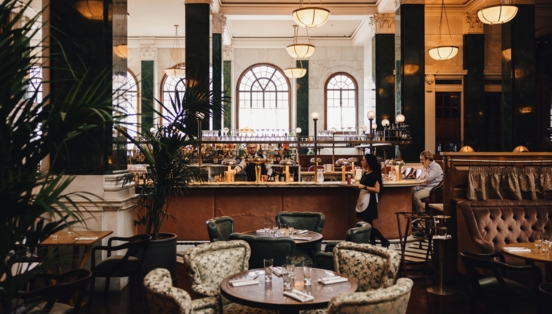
[502,242,552,263]
[242,230,323,246]
[220,268,357,312]
[40,230,113,246]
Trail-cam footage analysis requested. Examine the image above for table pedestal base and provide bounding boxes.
[426,285,456,295]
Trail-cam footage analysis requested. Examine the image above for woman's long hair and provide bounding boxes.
[365,153,383,197]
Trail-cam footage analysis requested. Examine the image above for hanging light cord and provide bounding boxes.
[437,0,454,46]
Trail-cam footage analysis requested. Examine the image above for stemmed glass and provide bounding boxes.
[288,222,295,236]
[264,222,270,235]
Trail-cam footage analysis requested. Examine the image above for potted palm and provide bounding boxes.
[0,0,118,311]
[119,80,225,280]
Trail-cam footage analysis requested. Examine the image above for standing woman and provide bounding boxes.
[356,154,390,247]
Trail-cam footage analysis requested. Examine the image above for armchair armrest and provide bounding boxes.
[313,252,334,271]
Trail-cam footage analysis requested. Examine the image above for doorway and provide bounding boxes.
[435,92,461,153]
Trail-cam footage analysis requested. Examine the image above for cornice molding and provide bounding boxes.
[464,13,484,34]
[185,0,212,4]
[394,0,425,10]
[369,13,395,34]
[212,13,226,34]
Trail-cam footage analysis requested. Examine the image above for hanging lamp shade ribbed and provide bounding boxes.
[292,7,330,28]
[164,67,185,78]
[428,46,459,61]
[477,4,518,24]
[284,67,307,78]
[286,44,315,59]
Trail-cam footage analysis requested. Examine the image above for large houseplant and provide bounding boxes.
[119,80,226,279]
[0,0,118,312]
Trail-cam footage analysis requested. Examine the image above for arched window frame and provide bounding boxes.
[324,72,358,132]
[160,74,186,127]
[236,63,291,130]
[113,70,139,148]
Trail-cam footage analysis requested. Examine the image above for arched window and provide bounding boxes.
[325,73,357,131]
[237,64,290,130]
[161,75,186,126]
[113,71,138,147]
[25,66,42,103]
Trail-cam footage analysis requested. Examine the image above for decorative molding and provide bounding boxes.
[369,14,395,34]
[425,74,435,93]
[395,0,425,9]
[140,46,155,60]
[223,45,233,60]
[184,0,212,4]
[212,13,226,34]
[464,13,484,34]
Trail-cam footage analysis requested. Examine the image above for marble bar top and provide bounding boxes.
[188,179,423,188]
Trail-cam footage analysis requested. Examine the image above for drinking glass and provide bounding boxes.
[535,235,543,250]
[286,256,295,278]
[288,222,295,235]
[264,258,273,282]
[541,236,550,255]
[264,222,270,235]
[272,224,279,237]
[303,261,312,286]
[67,225,74,236]
[282,264,293,291]
[280,224,288,237]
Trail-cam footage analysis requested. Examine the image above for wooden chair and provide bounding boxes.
[206,216,234,242]
[421,179,444,215]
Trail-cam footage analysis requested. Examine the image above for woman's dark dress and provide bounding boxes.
[356,171,379,221]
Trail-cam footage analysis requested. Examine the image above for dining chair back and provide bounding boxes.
[314,224,372,271]
[206,216,234,242]
[229,234,296,269]
[18,269,92,314]
[275,211,325,233]
[144,268,219,314]
[90,234,151,301]
[333,242,400,292]
[460,251,541,313]
[328,277,413,314]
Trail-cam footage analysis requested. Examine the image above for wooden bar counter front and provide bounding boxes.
[159,180,421,241]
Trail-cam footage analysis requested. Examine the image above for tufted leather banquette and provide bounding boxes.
[457,199,552,274]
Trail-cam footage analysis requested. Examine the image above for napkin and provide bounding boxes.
[292,230,308,235]
[256,229,269,234]
[75,237,98,240]
[229,279,259,287]
[504,247,531,252]
[318,276,348,285]
[272,267,283,276]
[284,289,314,302]
[432,235,452,240]
[291,236,312,241]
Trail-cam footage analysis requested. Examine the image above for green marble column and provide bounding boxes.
[374,34,395,124]
[50,0,127,174]
[395,3,425,161]
[185,0,210,135]
[223,59,232,129]
[141,60,154,133]
[296,60,309,137]
[501,5,536,151]
[463,19,485,150]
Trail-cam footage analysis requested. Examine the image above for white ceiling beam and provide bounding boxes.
[220,4,377,16]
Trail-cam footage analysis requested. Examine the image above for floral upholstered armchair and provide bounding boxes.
[183,240,276,314]
[144,268,218,314]
[333,242,401,292]
[327,277,413,314]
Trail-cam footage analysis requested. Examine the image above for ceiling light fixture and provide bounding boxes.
[286,25,315,59]
[292,0,330,28]
[164,25,185,78]
[477,0,518,24]
[428,0,458,61]
[284,59,307,79]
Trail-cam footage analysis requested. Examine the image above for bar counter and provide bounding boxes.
[158,179,422,241]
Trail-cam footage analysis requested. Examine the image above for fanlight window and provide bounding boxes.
[325,73,357,131]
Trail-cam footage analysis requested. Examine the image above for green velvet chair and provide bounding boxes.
[228,233,296,269]
[275,211,325,260]
[313,223,372,271]
[206,216,234,242]
[460,251,541,314]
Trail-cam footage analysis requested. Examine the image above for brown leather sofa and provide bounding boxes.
[457,199,552,269]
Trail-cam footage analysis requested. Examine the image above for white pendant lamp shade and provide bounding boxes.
[428,46,459,61]
[477,4,518,24]
[286,44,315,59]
[292,7,330,28]
[284,67,307,79]
[164,67,185,78]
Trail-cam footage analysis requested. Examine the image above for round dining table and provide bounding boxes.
[502,242,552,281]
[220,268,357,314]
[242,230,323,248]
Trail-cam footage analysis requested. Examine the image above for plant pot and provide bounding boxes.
[141,232,177,282]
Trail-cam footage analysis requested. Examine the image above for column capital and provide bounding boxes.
[140,46,155,60]
[223,45,233,61]
[464,13,484,35]
[369,13,395,34]
[184,0,212,4]
[212,13,226,34]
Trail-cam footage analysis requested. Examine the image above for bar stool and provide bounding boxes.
[395,211,433,278]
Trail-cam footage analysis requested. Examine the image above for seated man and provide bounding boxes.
[411,151,443,236]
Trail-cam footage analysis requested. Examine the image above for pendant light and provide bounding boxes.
[284,59,307,79]
[164,25,185,78]
[428,0,458,61]
[286,25,315,59]
[477,0,518,25]
[292,0,330,28]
